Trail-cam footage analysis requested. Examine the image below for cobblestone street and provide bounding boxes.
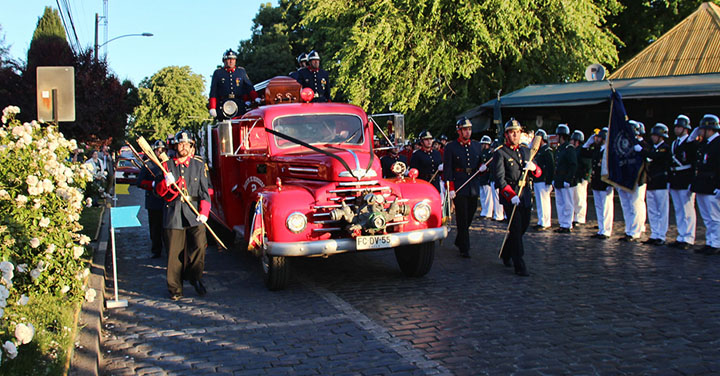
[101,187,720,375]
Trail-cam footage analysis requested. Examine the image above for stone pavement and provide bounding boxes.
[101,187,720,375]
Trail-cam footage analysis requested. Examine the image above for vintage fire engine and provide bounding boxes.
[203,77,447,290]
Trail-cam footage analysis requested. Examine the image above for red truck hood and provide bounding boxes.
[273,147,381,182]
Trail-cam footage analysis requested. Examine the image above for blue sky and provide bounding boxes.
[3,1,274,94]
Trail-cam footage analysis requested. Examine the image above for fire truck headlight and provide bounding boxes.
[412,201,431,222]
[286,212,307,233]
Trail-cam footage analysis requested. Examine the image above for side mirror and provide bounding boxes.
[218,120,234,156]
[393,114,405,149]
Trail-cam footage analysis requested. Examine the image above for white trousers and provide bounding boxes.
[646,188,669,241]
[479,185,494,218]
[572,179,589,224]
[555,187,574,229]
[490,182,504,220]
[697,194,720,248]
[593,187,614,236]
[670,188,696,244]
[534,182,553,227]
[617,184,647,238]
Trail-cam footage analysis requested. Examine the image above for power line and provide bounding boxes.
[62,0,82,52]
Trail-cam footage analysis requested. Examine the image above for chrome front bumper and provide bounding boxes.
[266,227,448,257]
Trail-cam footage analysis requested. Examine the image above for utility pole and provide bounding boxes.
[94,13,99,62]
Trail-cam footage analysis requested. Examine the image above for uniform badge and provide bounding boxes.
[321,78,327,87]
[236,78,240,86]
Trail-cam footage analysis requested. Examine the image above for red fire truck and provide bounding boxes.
[202,77,447,290]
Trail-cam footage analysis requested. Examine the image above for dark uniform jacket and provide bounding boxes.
[554,141,577,188]
[136,160,165,211]
[296,67,331,102]
[443,139,482,197]
[642,140,671,190]
[691,134,720,195]
[534,144,554,185]
[155,155,211,229]
[493,143,542,207]
[411,148,443,191]
[575,146,592,183]
[289,69,301,80]
[477,147,494,186]
[209,67,255,118]
[380,154,408,178]
[669,134,697,190]
[588,144,610,191]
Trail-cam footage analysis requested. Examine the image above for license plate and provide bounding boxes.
[356,234,393,250]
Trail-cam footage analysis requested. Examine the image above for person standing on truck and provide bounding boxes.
[289,52,307,80]
[411,130,443,192]
[444,118,484,258]
[493,119,542,276]
[154,130,212,301]
[208,49,260,120]
[137,140,167,259]
[296,50,332,102]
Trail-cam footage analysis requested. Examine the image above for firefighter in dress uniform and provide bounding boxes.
[668,115,698,250]
[289,52,307,80]
[410,130,443,192]
[154,131,212,300]
[689,114,720,254]
[296,50,331,102]
[493,119,542,276]
[533,129,554,231]
[444,118,484,258]
[137,140,167,258]
[617,120,649,242]
[208,49,260,121]
[478,135,495,220]
[380,146,408,178]
[584,129,614,239]
[553,124,577,233]
[640,123,672,245]
[571,130,591,227]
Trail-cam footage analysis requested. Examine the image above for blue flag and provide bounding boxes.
[604,91,644,191]
[110,206,142,228]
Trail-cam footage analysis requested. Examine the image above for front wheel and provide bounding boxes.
[394,241,435,277]
[261,250,289,290]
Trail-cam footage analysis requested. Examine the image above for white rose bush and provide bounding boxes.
[0,106,94,373]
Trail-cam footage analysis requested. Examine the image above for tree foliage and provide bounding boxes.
[128,66,207,141]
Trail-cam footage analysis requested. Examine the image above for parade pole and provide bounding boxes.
[498,136,542,258]
[454,145,502,194]
[107,157,128,309]
[136,137,228,250]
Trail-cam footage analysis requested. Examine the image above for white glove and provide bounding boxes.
[524,161,537,171]
[563,182,570,188]
[510,196,520,205]
[479,164,487,173]
[209,108,217,118]
[633,144,643,152]
[583,135,595,149]
[196,214,208,223]
[254,97,262,104]
[449,190,456,199]
[438,163,443,172]
[165,172,175,186]
[245,101,252,107]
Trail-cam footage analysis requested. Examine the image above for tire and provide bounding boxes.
[394,241,435,277]
[261,250,289,290]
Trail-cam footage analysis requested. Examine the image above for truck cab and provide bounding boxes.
[203,77,447,289]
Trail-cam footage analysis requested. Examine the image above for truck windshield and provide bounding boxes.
[272,114,364,149]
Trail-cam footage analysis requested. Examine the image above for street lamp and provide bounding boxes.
[94,13,153,62]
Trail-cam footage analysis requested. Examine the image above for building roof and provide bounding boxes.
[467,73,720,115]
[609,2,720,79]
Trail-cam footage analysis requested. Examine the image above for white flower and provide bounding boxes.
[16,264,27,273]
[60,285,70,294]
[82,268,90,278]
[36,261,46,272]
[0,308,4,319]
[0,285,9,300]
[0,190,9,200]
[0,226,5,234]
[73,246,84,259]
[41,179,54,193]
[0,262,13,275]
[85,197,92,207]
[29,237,40,248]
[79,235,90,245]
[17,294,29,306]
[39,217,50,227]
[0,298,6,308]
[26,175,39,187]
[3,341,17,359]
[27,186,41,196]
[30,269,41,281]
[14,323,35,345]
[15,195,28,205]
[84,288,96,303]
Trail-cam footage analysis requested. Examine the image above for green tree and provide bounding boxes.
[128,66,207,141]
[299,0,620,134]
[27,7,74,72]
[237,2,296,83]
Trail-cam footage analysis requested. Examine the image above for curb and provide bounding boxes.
[69,206,109,376]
